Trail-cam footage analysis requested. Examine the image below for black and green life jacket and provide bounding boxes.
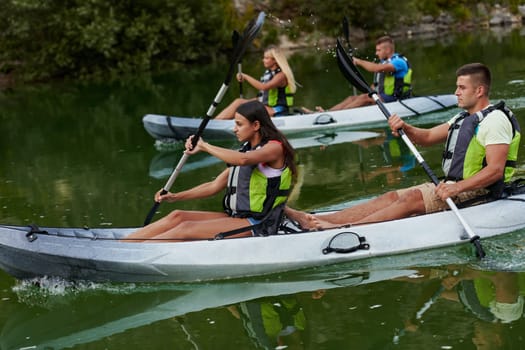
[222,141,292,236]
[259,68,294,110]
[442,101,521,196]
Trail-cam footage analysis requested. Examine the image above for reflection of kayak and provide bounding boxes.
[1,189,524,283]
[149,151,223,178]
[290,130,379,148]
[143,94,457,141]
[1,269,413,350]
[149,130,380,179]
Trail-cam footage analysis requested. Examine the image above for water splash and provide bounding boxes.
[154,138,183,151]
[471,229,525,271]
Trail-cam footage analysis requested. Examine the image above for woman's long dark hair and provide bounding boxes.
[236,100,297,177]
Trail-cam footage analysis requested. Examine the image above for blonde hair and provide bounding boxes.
[266,46,296,93]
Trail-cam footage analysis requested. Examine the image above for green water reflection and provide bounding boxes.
[1,28,525,349]
[2,258,525,349]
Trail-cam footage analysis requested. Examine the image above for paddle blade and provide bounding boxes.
[231,30,241,57]
[225,12,265,84]
[242,11,266,44]
[342,16,350,45]
[336,39,370,94]
[232,30,240,45]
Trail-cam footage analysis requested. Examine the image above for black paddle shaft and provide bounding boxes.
[143,12,266,226]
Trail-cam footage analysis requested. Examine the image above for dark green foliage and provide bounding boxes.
[0,0,523,82]
[267,0,523,37]
[0,0,235,81]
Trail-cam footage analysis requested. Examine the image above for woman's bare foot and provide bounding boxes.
[300,106,326,114]
[284,207,343,231]
[300,106,314,114]
[285,207,318,230]
[309,215,345,230]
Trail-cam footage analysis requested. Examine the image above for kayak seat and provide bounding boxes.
[279,216,308,233]
[215,204,287,239]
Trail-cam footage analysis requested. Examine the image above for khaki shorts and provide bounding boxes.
[396,182,490,214]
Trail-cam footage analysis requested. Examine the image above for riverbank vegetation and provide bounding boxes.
[0,0,523,85]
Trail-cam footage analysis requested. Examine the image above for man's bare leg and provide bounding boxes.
[285,186,431,230]
[326,95,358,111]
[301,94,372,114]
[285,191,400,230]
[354,188,425,224]
[329,94,374,111]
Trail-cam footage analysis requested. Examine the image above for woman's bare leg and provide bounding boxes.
[152,216,253,242]
[283,206,322,230]
[123,210,227,242]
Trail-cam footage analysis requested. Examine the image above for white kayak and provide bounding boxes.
[143,94,458,141]
[149,130,381,178]
[0,190,524,283]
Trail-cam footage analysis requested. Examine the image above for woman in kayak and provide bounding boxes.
[125,100,296,242]
[215,46,297,119]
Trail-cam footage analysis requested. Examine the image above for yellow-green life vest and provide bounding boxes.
[442,101,521,191]
[223,142,292,220]
[260,68,294,109]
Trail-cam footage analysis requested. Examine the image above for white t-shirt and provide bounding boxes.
[448,107,512,146]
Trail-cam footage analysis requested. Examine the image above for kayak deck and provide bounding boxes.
[143,94,458,141]
[1,191,524,283]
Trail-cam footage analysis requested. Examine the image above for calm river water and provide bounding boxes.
[2,27,525,349]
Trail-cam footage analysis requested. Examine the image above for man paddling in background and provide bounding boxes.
[286,63,520,230]
[303,35,411,113]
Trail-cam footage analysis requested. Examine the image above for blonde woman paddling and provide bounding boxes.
[215,46,296,119]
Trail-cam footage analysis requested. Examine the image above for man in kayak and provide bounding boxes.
[286,63,520,230]
[303,35,411,113]
[215,46,297,119]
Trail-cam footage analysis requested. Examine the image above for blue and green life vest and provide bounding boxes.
[223,142,292,222]
[376,54,412,99]
[442,101,521,194]
[259,68,294,110]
